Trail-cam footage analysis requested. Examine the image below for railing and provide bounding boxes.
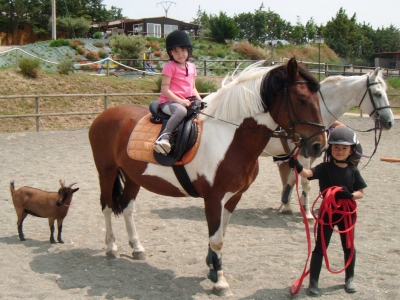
[2,47,400,78]
[1,91,398,132]
[0,91,209,132]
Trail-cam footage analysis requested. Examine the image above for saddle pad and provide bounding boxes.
[127,113,202,165]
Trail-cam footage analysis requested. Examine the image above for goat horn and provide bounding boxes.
[59,179,65,186]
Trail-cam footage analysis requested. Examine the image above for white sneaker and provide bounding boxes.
[154,138,171,155]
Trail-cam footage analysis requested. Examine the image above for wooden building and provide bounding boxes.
[91,16,200,38]
[373,52,400,69]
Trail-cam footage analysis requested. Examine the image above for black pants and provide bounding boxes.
[313,212,354,255]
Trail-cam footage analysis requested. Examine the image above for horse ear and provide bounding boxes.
[287,57,298,79]
[370,67,380,82]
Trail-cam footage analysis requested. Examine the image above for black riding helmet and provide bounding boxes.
[166,30,192,61]
[328,127,357,145]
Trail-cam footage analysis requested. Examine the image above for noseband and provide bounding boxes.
[358,76,391,122]
[275,80,326,149]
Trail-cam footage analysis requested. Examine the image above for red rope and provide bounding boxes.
[290,152,357,294]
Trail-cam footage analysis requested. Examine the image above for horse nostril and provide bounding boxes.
[312,143,322,156]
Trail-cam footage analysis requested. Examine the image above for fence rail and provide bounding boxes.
[0,91,398,132]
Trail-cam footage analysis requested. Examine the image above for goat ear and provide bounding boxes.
[72,187,79,193]
[68,182,77,188]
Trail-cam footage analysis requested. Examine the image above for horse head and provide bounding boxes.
[262,57,326,158]
[360,68,394,130]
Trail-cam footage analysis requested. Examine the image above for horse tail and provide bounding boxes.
[111,170,125,216]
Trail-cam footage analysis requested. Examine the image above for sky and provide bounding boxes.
[101,0,399,30]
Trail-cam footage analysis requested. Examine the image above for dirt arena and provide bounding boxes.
[0,115,398,300]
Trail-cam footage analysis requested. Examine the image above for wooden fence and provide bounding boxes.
[0,91,398,132]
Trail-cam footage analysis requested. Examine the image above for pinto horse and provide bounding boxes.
[88,58,326,296]
[261,68,394,221]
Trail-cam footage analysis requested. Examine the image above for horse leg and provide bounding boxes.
[103,206,119,258]
[121,177,146,260]
[205,193,244,297]
[278,161,294,215]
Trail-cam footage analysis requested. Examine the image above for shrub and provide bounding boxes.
[233,42,267,60]
[92,41,104,48]
[93,32,103,39]
[57,59,74,75]
[109,35,147,59]
[18,58,40,78]
[49,39,70,47]
[98,49,108,59]
[196,77,218,93]
[85,50,99,60]
[154,50,163,57]
[76,46,86,55]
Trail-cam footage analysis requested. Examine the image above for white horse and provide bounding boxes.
[261,68,394,221]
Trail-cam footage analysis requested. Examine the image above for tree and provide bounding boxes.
[208,12,239,43]
[55,17,91,38]
[322,8,363,61]
[191,6,209,36]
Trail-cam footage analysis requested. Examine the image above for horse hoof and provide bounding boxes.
[132,251,147,260]
[106,250,120,259]
[213,286,233,297]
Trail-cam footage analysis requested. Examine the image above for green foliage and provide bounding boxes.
[57,59,74,75]
[49,39,70,47]
[387,77,400,89]
[109,35,147,59]
[93,32,103,39]
[92,41,105,48]
[18,58,40,78]
[55,17,91,39]
[154,76,218,94]
[98,50,108,59]
[208,12,239,43]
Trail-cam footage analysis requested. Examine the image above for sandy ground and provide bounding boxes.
[0,116,398,300]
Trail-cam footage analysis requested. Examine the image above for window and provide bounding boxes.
[147,23,161,37]
[164,25,178,37]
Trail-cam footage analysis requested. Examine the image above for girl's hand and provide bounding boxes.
[180,99,191,107]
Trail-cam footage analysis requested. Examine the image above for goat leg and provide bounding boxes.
[49,219,57,244]
[17,223,26,241]
[57,222,64,244]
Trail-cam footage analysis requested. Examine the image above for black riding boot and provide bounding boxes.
[308,251,324,297]
[344,250,357,293]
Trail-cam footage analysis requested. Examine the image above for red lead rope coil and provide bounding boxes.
[290,149,357,295]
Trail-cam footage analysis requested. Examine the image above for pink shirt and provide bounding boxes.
[159,61,197,104]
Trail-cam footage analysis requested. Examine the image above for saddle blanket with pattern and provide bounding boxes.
[127,113,202,165]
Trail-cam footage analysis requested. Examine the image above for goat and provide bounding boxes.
[10,180,79,244]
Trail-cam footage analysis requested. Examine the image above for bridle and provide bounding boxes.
[274,80,326,154]
[319,74,391,167]
[200,80,326,154]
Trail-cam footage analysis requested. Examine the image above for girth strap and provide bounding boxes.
[172,165,202,198]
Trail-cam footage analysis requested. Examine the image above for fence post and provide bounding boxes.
[16,48,19,68]
[106,59,109,77]
[104,89,108,110]
[35,91,40,132]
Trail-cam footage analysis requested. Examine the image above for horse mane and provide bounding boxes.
[260,62,320,111]
[200,61,274,122]
[321,70,387,90]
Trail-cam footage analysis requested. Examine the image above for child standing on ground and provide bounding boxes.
[154,30,201,155]
[289,127,367,297]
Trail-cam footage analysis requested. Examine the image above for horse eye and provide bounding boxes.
[298,98,307,105]
[375,93,381,98]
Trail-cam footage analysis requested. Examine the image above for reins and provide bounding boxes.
[290,149,357,294]
[319,75,388,168]
[199,80,325,148]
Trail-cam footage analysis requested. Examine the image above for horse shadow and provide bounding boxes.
[151,205,305,231]
[28,247,210,299]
